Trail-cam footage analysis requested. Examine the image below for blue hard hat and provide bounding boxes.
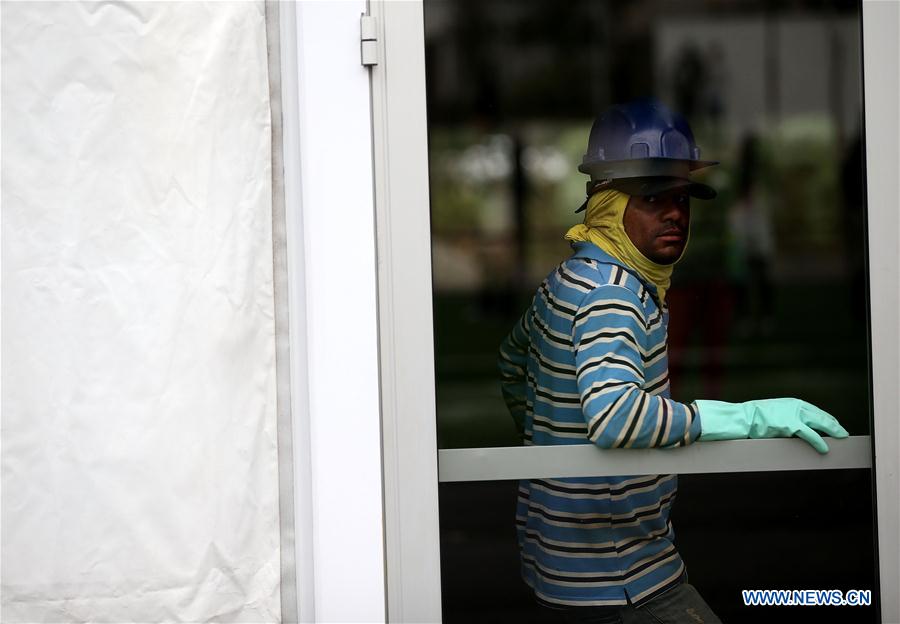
[577,98,717,207]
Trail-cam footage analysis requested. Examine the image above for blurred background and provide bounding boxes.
[424,0,875,622]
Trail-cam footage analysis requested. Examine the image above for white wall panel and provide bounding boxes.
[1,2,280,620]
[289,1,387,621]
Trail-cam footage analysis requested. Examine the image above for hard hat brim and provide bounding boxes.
[607,176,717,200]
[575,176,717,212]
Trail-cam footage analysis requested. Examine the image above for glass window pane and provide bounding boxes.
[439,471,877,623]
[427,0,870,450]
[425,0,877,621]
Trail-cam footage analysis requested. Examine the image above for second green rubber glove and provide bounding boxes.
[696,398,849,454]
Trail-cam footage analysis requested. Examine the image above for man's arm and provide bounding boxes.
[573,284,701,449]
[498,309,530,436]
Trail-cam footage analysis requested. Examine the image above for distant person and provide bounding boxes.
[728,134,776,338]
[672,45,706,120]
[498,99,848,623]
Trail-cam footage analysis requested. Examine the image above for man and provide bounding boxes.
[498,99,848,623]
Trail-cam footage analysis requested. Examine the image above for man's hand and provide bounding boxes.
[696,398,850,453]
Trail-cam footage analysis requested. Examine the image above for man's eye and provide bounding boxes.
[646,195,657,204]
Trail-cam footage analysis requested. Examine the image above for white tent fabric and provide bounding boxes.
[2,2,281,620]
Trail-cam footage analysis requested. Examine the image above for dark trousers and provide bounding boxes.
[542,583,723,624]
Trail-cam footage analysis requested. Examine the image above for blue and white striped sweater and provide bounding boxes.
[499,241,702,607]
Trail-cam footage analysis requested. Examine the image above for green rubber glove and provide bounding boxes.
[696,398,849,454]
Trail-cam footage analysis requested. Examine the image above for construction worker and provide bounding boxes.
[498,98,848,623]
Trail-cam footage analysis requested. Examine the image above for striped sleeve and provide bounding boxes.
[572,284,701,449]
[498,308,530,436]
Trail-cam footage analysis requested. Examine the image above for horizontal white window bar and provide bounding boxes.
[438,436,871,482]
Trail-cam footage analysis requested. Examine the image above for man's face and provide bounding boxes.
[623,189,691,265]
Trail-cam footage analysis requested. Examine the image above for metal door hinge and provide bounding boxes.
[360,14,378,67]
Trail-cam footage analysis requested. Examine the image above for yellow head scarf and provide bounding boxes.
[564,190,687,303]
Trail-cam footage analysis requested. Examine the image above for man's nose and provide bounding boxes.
[660,199,688,223]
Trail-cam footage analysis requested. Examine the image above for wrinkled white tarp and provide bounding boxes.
[2,2,281,620]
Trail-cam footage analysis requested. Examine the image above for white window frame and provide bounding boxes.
[369,0,898,622]
[369,2,442,621]
[862,1,900,621]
